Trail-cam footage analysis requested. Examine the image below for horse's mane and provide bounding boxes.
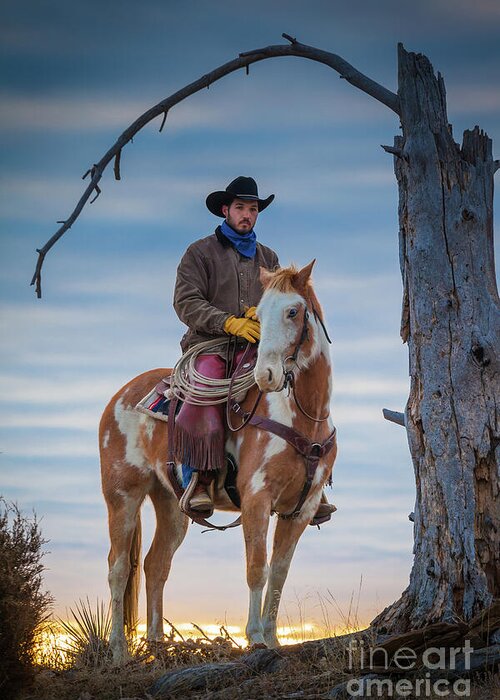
[265,265,325,322]
[265,265,300,293]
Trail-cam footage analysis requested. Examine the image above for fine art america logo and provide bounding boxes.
[345,638,472,697]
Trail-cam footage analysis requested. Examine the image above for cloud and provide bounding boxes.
[447,84,500,115]
[435,0,500,21]
[0,435,96,458]
[0,409,100,430]
[1,301,131,328]
[334,335,404,354]
[1,471,101,505]
[0,175,212,223]
[334,376,409,397]
[0,374,123,405]
[0,75,392,133]
[0,163,395,226]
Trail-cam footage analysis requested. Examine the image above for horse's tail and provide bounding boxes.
[123,512,142,635]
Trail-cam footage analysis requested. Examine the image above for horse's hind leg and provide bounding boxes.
[262,515,310,648]
[144,476,188,641]
[106,490,145,663]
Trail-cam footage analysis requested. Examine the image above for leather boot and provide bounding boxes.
[189,471,214,514]
[189,482,214,512]
[310,490,337,526]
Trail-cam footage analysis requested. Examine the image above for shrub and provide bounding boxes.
[0,497,53,699]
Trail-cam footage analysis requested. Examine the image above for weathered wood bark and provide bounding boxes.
[373,45,500,632]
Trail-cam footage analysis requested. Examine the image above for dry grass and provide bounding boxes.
[25,600,242,699]
[20,597,500,700]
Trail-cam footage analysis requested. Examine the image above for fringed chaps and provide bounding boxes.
[173,353,229,471]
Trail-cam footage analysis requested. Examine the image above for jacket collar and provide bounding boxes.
[215,225,232,248]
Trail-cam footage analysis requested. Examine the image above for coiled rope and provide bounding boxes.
[167,339,257,406]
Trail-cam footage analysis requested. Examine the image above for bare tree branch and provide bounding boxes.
[383,408,405,426]
[31,33,399,297]
[113,149,122,181]
[381,144,406,160]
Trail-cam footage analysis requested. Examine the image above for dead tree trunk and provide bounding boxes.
[374,45,500,633]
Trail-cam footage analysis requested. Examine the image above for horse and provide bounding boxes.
[99,260,337,662]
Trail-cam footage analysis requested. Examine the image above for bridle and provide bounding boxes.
[228,303,331,430]
[281,304,332,423]
[226,302,336,522]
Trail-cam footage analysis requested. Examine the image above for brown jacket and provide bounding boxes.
[174,227,279,351]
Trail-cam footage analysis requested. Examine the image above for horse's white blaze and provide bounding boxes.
[257,289,304,347]
[103,430,110,449]
[114,398,148,471]
[255,290,305,388]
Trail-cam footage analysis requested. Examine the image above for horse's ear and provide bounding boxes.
[294,259,316,290]
[260,266,275,288]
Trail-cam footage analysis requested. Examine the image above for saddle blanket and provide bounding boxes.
[135,375,179,422]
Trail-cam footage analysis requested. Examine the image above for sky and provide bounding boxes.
[1,0,499,635]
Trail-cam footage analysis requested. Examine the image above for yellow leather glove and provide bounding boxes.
[244,306,259,321]
[223,315,261,343]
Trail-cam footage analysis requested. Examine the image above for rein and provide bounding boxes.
[225,343,263,432]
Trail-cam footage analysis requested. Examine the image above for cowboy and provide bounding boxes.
[173,176,336,522]
[173,176,277,512]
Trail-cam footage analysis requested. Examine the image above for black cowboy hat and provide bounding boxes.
[206,176,275,217]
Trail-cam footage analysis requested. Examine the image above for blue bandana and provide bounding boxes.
[220,220,257,259]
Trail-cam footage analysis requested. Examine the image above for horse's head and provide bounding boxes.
[255,260,327,392]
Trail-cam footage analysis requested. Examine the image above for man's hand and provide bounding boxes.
[244,306,259,321]
[224,315,260,343]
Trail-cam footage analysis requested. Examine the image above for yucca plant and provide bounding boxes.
[58,598,113,668]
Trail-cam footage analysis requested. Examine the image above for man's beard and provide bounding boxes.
[226,215,253,235]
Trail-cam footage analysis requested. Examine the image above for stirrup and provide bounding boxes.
[309,502,337,527]
[179,472,214,517]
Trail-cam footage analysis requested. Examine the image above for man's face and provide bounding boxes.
[222,198,259,234]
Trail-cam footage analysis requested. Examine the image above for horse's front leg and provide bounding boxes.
[241,492,272,646]
[262,493,321,648]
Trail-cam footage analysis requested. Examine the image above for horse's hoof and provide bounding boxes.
[249,642,268,650]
